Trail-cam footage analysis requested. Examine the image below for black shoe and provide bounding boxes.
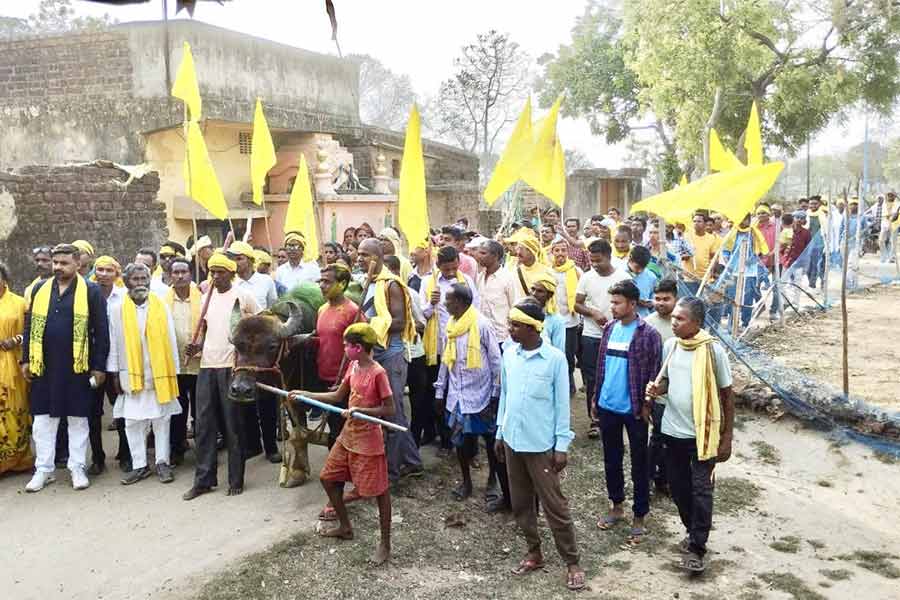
[87,462,106,476]
[266,451,282,464]
[183,485,213,501]
[157,463,175,484]
[121,466,152,485]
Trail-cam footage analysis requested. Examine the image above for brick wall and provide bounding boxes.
[0,165,168,293]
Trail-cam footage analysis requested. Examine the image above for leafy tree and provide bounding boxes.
[0,17,30,41]
[1,0,113,40]
[349,53,417,130]
[564,148,595,173]
[425,30,531,165]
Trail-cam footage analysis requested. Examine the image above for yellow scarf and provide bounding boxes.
[516,260,550,296]
[29,275,89,376]
[443,305,481,370]
[723,223,769,256]
[24,276,46,303]
[423,270,465,366]
[121,294,179,404]
[552,259,578,313]
[165,284,202,334]
[370,269,416,349]
[677,330,721,461]
[613,247,629,259]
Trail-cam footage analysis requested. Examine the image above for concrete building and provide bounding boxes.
[0,20,481,250]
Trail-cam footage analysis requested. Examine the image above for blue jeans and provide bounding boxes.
[598,407,650,518]
[806,245,824,288]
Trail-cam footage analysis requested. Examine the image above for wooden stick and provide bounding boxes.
[731,237,749,337]
[840,187,850,397]
[774,214,784,325]
[257,382,408,432]
[262,197,275,254]
[188,230,234,352]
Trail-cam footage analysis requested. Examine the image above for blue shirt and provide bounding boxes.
[598,320,638,414]
[497,341,574,453]
[541,312,566,354]
[628,269,658,317]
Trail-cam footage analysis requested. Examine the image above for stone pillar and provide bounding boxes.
[313,141,336,197]
[373,151,391,195]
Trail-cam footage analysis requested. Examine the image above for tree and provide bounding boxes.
[1,0,113,40]
[349,54,417,130]
[539,0,900,180]
[425,30,531,167]
[0,17,30,41]
[564,148,594,173]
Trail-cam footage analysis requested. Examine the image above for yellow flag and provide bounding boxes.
[398,104,430,250]
[545,137,566,207]
[679,174,688,187]
[284,154,319,261]
[744,101,763,167]
[250,98,277,206]
[484,98,533,205]
[172,42,202,121]
[710,128,743,172]
[523,95,564,205]
[184,121,228,220]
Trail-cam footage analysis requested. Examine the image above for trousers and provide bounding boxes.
[505,447,579,565]
[580,336,602,425]
[378,352,422,481]
[564,326,578,393]
[647,402,668,489]
[34,415,89,473]
[407,355,435,447]
[664,434,715,557]
[125,416,172,469]
[170,374,196,458]
[598,407,650,517]
[193,368,245,490]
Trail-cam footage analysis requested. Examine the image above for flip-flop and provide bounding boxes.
[511,557,545,575]
[597,514,622,531]
[566,569,586,591]
[620,527,647,549]
[318,506,338,522]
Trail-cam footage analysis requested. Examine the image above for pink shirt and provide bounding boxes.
[458,252,478,280]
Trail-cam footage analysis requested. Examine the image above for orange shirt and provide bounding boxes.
[683,231,721,279]
[337,361,392,456]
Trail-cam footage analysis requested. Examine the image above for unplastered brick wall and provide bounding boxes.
[0,165,168,293]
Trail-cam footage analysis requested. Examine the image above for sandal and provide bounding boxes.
[620,527,646,550]
[511,557,545,575]
[318,506,338,522]
[566,568,586,591]
[679,551,706,573]
[597,514,623,531]
[587,425,600,439]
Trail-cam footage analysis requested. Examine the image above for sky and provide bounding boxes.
[3,0,896,176]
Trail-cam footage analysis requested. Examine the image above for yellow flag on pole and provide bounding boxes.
[483,98,533,206]
[523,95,564,206]
[398,104,430,250]
[171,42,202,121]
[250,98,277,206]
[546,137,566,207]
[710,129,744,172]
[679,174,688,187]
[184,120,228,220]
[284,154,319,261]
[744,101,763,167]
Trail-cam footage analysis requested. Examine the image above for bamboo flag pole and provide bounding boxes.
[730,237,749,337]
[183,103,200,283]
[840,187,850,397]
[774,213,784,325]
[262,198,275,255]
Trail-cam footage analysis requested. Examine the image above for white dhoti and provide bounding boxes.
[116,389,182,470]
[33,415,89,473]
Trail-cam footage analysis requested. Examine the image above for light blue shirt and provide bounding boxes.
[629,268,658,317]
[541,312,566,354]
[598,320,637,414]
[497,340,574,453]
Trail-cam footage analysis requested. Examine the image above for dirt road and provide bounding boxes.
[0,429,331,600]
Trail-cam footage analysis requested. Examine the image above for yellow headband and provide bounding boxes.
[159,244,180,257]
[509,307,544,332]
[207,252,237,273]
[94,255,121,272]
[516,237,541,260]
[72,240,95,256]
[532,272,557,293]
[755,206,771,215]
[227,240,255,259]
[344,323,378,346]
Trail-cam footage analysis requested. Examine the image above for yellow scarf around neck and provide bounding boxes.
[677,330,721,461]
[29,275,89,376]
[423,270,465,366]
[121,294,179,404]
[370,269,416,349]
[723,223,769,256]
[552,260,577,313]
[166,283,202,334]
[443,305,481,370]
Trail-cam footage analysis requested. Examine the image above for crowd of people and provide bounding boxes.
[4,192,882,589]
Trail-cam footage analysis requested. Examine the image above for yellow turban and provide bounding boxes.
[72,240,95,257]
[227,240,255,259]
[207,252,237,273]
[284,231,306,246]
[755,205,771,215]
[532,272,557,293]
[379,227,404,254]
[344,323,378,346]
[849,197,860,206]
[506,229,542,262]
[254,249,272,265]
[94,255,121,271]
[159,245,178,258]
[509,307,544,332]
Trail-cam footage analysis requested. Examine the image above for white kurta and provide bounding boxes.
[107,299,183,421]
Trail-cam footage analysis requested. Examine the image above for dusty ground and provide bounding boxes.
[752,284,900,411]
